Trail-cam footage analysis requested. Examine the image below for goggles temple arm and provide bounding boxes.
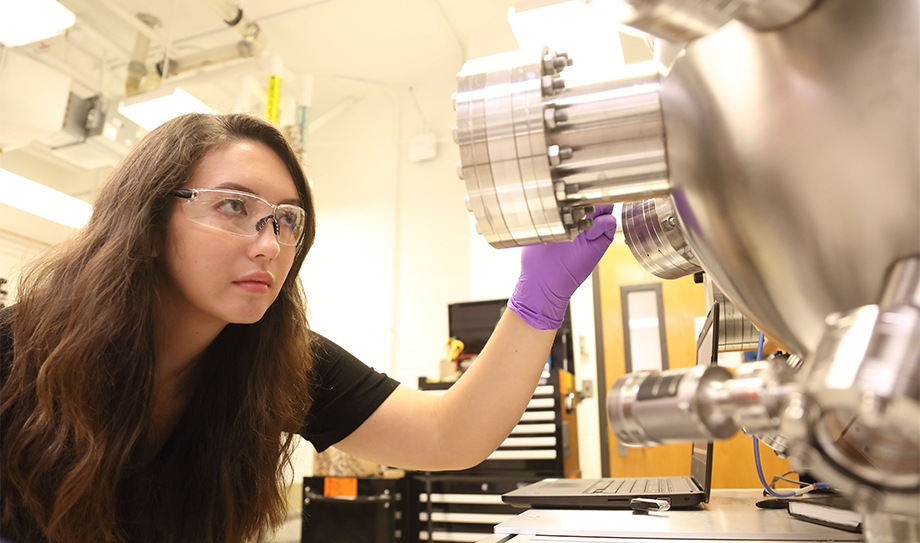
[172,189,197,200]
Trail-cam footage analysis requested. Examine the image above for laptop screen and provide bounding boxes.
[690,301,719,503]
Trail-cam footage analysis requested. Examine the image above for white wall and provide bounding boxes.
[298,76,471,386]
[570,277,602,479]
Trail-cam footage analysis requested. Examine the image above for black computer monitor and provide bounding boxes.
[691,301,719,503]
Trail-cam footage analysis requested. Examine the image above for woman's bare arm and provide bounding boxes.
[334,309,553,470]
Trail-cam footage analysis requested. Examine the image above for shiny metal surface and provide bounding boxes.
[607,359,797,446]
[781,257,920,516]
[607,365,732,445]
[734,0,821,30]
[615,0,743,42]
[454,0,920,526]
[455,49,573,247]
[663,0,919,356]
[616,0,820,42]
[491,490,865,541]
[544,62,670,205]
[706,276,763,352]
[458,0,919,354]
[454,56,669,247]
[622,196,701,280]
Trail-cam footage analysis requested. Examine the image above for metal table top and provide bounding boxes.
[479,490,864,543]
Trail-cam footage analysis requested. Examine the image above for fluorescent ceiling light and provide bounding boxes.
[118,87,216,131]
[0,0,76,47]
[0,168,93,228]
[508,0,625,78]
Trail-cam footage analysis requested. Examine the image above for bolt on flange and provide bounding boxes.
[543,107,568,129]
[547,144,574,165]
[542,49,573,75]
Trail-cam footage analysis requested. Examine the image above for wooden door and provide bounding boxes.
[596,242,795,489]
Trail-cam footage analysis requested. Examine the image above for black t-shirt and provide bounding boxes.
[299,332,399,451]
[0,306,399,452]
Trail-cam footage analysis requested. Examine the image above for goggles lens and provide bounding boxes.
[173,188,305,246]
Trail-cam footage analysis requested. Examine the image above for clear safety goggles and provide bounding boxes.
[172,188,306,247]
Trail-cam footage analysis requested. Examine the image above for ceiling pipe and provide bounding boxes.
[155,55,264,87]
[125,13,160,97]
[94,0,167,47]
[157,0,265,77]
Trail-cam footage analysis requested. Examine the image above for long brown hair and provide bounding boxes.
[1,113,316,543]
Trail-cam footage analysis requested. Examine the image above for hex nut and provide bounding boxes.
[548,145,561,166]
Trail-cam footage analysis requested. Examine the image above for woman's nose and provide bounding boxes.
[250,218,281,259]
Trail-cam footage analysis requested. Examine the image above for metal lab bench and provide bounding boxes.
[474,489,864,543]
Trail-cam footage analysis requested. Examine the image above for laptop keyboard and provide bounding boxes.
[584,478,674,495]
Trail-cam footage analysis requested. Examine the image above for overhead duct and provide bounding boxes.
[41,93,142,169]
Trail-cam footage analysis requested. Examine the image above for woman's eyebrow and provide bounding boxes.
[214,182,301,206]
[214,181,256,194]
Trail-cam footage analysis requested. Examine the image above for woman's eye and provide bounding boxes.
[215,199,247,215]
[277,212,295,227]
[278,209,303,229]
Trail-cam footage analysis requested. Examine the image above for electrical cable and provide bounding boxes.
[751,333,834,498]
[754,437,798,497]
[772,474,811,487]
[753,330,805,497]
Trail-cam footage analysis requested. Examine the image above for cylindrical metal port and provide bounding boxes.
[622,196,700,280]
[454,50,670,248]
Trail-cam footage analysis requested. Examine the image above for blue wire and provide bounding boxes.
[751,332,833,497]
[752,335,793,498]
[754,437,798,497]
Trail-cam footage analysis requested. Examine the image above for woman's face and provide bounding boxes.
[159,140,301,327]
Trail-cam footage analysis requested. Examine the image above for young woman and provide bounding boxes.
[0,113,617,543]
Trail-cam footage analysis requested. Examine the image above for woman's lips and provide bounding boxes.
[234,272,273,293]
[233,280,270,293]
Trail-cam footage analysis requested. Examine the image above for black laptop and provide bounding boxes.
[502,303,720,510]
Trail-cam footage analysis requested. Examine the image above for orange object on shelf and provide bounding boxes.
[323,477,358,498]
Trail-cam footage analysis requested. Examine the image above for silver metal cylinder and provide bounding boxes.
[454,54,669,248]
[608,359,796,447]
[661,0,919,356]
[545,63,670,205]
[608,365,733,446]
[781,256,920,515]
[455,49,569,248]
[706,277,764,352]
[622,196,701,280]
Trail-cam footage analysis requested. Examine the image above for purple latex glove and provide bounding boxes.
[508,205,618,330]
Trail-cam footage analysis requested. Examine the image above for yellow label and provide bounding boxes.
[265,75,281,124]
